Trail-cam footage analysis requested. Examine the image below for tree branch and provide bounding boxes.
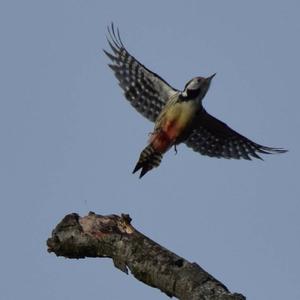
[47,212,245,300]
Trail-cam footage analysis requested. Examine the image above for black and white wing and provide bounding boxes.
[104,24,178,122]
[185,109,287,160]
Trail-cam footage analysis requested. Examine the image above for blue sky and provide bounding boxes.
[0,1,299,299]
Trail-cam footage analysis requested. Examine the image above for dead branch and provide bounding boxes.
[47,212,245,300]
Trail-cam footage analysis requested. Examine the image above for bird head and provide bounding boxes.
[182,73,216,101]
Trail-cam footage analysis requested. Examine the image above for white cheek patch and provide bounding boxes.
[182,90,188,97]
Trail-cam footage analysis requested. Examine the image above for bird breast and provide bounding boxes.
[165,101,199,131]
[150,100,199,153]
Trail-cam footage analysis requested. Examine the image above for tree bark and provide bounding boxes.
[47,212,245,300]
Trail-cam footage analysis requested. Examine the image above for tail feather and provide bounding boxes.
[133,145,163,178]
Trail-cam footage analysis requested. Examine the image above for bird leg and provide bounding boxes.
[148,127,161,137]
[174,144,178,155]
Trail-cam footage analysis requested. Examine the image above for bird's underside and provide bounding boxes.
[104,23,287,178]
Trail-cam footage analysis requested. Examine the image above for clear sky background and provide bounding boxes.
[0,1,299,299]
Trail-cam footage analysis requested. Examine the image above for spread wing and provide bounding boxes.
[185,109,287,160]
[104,24,178,122]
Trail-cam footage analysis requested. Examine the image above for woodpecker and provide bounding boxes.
[104,24,287,178]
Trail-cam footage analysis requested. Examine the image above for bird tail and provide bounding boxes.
[133,145,163,178]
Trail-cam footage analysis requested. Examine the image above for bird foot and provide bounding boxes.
[174,145,178,155]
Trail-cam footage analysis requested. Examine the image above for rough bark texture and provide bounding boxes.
[47,212,245,300]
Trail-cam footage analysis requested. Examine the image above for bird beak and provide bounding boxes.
[207,73,216,81]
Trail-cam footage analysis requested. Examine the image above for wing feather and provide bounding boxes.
[185,109,287,160]
[104,23,178,122]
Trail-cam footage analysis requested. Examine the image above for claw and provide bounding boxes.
[174,144,178,155]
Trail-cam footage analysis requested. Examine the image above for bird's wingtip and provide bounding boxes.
[261,146,288,155]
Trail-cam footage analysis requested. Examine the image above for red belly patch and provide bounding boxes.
[149,120,181,153]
